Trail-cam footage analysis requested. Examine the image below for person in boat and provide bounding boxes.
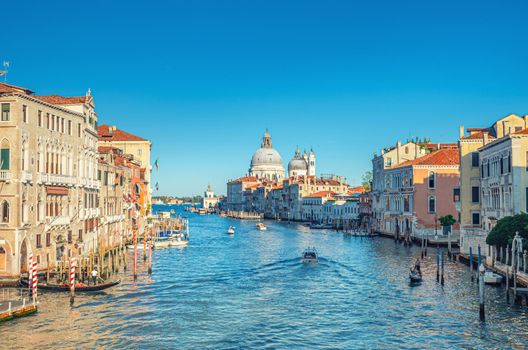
[414,258,421,274]
[91,268,98,285]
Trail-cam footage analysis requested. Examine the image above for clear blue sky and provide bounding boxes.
[3,1,528,196]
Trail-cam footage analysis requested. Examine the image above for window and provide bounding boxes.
[46,232,51,247]
[428,172,435,189]
[51,115,55,131]
[472,212,480,226]
[79,229,83,242]
[508,154,511,173]
[22,105,28,123]
[471,152,479,167]
[453,188,460,202]
[428,196,436,213]
[0,141,9,170]
[78,123,81,137]
[471,186,480,203]
[68,120,72,135]
[38,110,42,127]
[1,201,9,222]
[67,230,72,243]
[1,103,10,121]
[46,113,50,128]
[36,234,42,248]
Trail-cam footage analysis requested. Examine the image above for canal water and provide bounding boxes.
[1,205,528,349]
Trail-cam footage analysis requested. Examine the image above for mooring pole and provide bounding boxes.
[133,229,138,281]
[479,263,485,321]
[436,246,440,282]
[470,246,473,282]
[477,245,481,282]
[441,249,445,286]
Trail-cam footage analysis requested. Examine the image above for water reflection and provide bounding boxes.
[1,207,527,349]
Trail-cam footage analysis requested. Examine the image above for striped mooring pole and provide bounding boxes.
[28,254,33,293]
[70,257,77,305]
[31,260,38,302]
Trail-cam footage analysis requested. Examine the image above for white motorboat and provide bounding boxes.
[256,222,267,231]
[153,237,171,248]
[227,226,235,235]
[484,270,503,285]
[302,247,318,263]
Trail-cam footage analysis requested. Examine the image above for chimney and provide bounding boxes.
[459,125,465,139]
[524,115,528,129]
[396,141,401,163]
[483,130,489,145]
[415,142,419,158]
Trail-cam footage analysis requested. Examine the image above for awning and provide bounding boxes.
[46,186,69,195]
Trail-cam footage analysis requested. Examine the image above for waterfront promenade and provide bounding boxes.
[0,206,527,349]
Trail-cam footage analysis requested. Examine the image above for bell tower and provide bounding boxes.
[261,129,272,148]
[308,148,316,176]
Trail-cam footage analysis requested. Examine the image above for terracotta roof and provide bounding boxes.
[229,176,259,183]
[0,82,33,95]
[34,95,88,105]
[424,143,459,149]
[245,183,261,190]
[98,124,147,142]
[97,146,116,153]
[461,131,496,140]
[305,190,335,199]
[394,148,459,168]
[347,186,366,194]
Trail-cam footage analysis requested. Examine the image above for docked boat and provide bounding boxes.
[256,222,267,231]
[302,247,318,263]
[227,226,235,235]
[409,268,422,283]
[20,279,120,292]
[153,236,171,248]
[310,223,333,229]
[484,270,503,285]
[168,233,189,247]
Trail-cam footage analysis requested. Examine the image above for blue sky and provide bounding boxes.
[3,0,528,196]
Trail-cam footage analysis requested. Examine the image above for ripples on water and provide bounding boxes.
[2,207,528,349]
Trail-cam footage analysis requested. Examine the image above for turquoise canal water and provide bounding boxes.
[2,205,528,349]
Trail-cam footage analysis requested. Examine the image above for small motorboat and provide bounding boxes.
[168,233,189,247]
[256,222,267,231]
[310,223,333,229]
[484,270,503,285]
[227,226,235,235]
[409,268,422,283]
[302,247,318,263]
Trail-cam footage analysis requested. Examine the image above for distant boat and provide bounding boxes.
[409,268,422,283]
[310,223,333,229]
[227,226,235,235]
[484,270,503,285]
[302,247,318,263]
[256,222,267,231]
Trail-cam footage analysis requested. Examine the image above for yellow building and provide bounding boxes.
[97,124,152,216]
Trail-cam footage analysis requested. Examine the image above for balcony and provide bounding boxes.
[0,170,11,182]
[37,173,75,187]
[79,177,101,190]
[45,215,71,227]
[102,214,124,224]
[20,170,33,183]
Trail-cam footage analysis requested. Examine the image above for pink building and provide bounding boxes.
[380,148,460,238]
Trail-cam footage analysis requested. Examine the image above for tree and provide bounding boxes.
[486,213,528,247]
[361,171,372,192]
[439,215,456,227]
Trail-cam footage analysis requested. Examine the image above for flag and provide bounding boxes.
[155,158,159,172]
[155,182,159,191]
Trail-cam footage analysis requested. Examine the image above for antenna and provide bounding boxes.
[0,61,9,82]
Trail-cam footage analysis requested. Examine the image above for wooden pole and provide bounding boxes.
[436,246,440,282]
[479,263,485,321]
[470,246,474,282]
[441,249,445,286]
[143,228,147,262]
[506,267,510,304]
[133,229,138,280]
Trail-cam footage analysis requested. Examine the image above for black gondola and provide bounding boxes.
[409,269,422,283]
[20,279,120,292]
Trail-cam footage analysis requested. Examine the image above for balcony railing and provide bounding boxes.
[37,173,75,187]
[79,177,101,190]
[21,170,33,183]
[45,215,71,227]
[102,214,124,224]
[0,170,11,182]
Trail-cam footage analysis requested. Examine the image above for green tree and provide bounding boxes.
[439,215,456,227]
[486,213,528,247]
[361,171,372,192]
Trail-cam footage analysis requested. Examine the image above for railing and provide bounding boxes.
[37,173,75,187]
[45,216,70,226]
[20,170,32,183]
[102,214,124,224]
[79,178,101,190]
[0,170,11,182]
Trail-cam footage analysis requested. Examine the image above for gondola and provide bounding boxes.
[409,269,422,283]
[20,279,120,292]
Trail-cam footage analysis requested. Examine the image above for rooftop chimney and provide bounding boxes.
[483,130,489,145]
[459,125,465,139]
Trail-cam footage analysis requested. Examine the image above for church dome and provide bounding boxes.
[251,147,283,167]
[288,158,307,172]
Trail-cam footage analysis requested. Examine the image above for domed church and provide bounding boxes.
[288,147,316,177]
[248,130,286,181]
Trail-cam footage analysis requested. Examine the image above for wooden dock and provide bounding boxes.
[0,299,37,322]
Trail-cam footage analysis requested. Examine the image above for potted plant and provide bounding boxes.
[439,215,456,235]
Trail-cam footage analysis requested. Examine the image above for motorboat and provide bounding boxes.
[256,223,267,231]
[126,244,135,250]
[409,268,422,283]
[484,270,503,285]
[153,237,171,248]
[302,247,318,263]
[227,226,235,235]
[310,223,333,229]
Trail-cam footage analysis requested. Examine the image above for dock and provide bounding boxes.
[0,290,37,322]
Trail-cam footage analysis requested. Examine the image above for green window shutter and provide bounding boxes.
[1,149,9,170]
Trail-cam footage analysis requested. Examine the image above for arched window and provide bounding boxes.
[428,171,435,189]
[0,139,9,170]
[1,201,9,222]
[428,196,436,213]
